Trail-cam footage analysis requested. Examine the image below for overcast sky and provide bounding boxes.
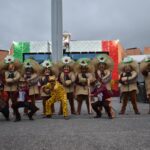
[0,0,150,50]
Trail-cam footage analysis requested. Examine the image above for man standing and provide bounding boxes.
[140,56,150,114]
[119,56,140,115]
[75,58,94,115]
[58,56,76,114]
[3,55,21,113]
[92,54,115,118]
[39,60,55,115]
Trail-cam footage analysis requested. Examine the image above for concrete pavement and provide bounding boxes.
[0,98,150,150]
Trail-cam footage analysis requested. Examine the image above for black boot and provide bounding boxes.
[1,107,10,121]
[14,114,21,122]
[28,112,34,120]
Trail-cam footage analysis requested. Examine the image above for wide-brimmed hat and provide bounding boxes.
[119,56,139,73]
[41,60,59,77]
[140,56,150,72]
[42,60,53,68]
[56,56,75,72]
[2,55,22,71]
[92,54,114,71]
[22,59,42,74]
[75,57,94,73]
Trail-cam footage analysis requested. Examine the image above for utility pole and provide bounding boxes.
[51,0,63,62]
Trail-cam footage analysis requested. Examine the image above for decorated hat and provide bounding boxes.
[40,59,58,76]
[23,59,42,74]
[92,54,114,71]
[75,57,94,73]
[144,56,150,62]
[61,56,73,65]
[122,56,133,64]
[2,55,22,71]
[140,56,150,73]
[4,55,15,64]
[42,60,53,68]
[56,56,75,72]
[119,56,139,73]
[77,58,90,67]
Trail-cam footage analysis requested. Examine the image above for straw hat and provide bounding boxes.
[56,56,75,72]
[119,56,139,73]
[75,57,94,73]
[2,55,22,71]
[92,54,114,71]
[22,58,42,74]
[140,56,150,73]
[41,59,59,77]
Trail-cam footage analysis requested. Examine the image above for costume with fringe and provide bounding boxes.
[22,59,41,113]
[119,56,140,114]
[0,62,9,120]
[75,58,95,115]
[92,54,114,90]
[58,56,76,114]
[2,55,21,111]
[92,54,115,118]
[140,56,150,113]
[140,56,150,96]
[39,60,55,114]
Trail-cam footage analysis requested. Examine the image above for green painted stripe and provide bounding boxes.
[13,42,30,62]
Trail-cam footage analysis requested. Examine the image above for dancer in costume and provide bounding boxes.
[140,56,150,114]
[91,80,113,119]
[12,77,39,121]
[92,54,115,118]
[39,60,55,115]
[58,56,76,114]
[23,59,40,113]
[43,75,69,119]
[75,58,95,115]
[0,62,9,121]
[119,56,140,115]
[3,55,21,113]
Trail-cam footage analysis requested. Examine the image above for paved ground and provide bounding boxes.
[0,98,150,150]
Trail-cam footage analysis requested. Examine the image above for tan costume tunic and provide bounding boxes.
[75,72,94,96]
[40,76,49,97]
[120,70,138,93]
[59,72,75,93]
[96,69,112,91]
[143,72,150,96]
[4,71,20,91]
[26,73,39,96]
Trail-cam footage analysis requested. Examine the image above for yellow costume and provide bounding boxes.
[44,79,68,117]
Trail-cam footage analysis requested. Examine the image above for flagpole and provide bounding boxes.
[51,0,63,62]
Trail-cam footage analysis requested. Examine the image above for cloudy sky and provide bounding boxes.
[0,0,150,50]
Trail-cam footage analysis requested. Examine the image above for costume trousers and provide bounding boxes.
[13,101,38,119]
[92,100,112,117]
[45,95,68,117]
[120,90,139,114]
[76,94,90,114]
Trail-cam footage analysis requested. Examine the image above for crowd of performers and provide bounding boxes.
[0,54,150,121]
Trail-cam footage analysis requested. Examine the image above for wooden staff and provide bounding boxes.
[87,78,92,114]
